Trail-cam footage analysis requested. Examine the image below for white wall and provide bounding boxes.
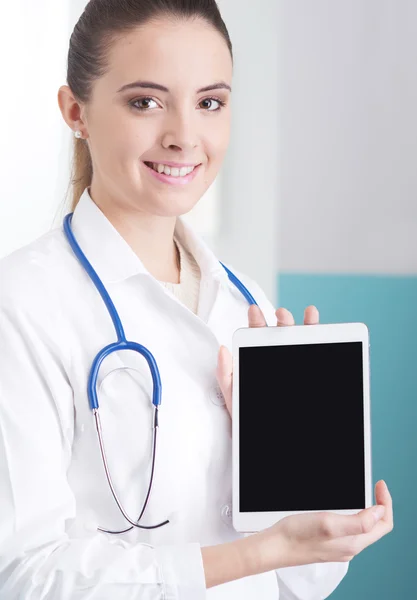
[0,0,72,257]
[278,0,417,275]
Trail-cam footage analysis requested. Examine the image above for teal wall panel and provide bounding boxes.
[278,273,417,599]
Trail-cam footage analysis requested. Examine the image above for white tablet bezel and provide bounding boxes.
[232,322,372,533]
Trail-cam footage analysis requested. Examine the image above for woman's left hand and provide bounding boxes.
[216,305,320,419]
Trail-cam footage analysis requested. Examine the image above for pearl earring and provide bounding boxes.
[74,130,83,139]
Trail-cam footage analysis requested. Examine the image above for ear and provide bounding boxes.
[57,85,87,135]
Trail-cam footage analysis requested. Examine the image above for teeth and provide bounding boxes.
[151,163,196,177]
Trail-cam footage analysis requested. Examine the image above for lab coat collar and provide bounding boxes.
[68,187,230,286]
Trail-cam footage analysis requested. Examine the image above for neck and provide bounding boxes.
[88,184,180,283]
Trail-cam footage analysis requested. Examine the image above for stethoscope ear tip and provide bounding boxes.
[167,509,180,525]
[86,520,100,533]
[68,512,99,537]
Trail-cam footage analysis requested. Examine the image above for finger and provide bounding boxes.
[276,307,295,327]
[248,304,267,328]
[304,305,319,325]
[318,505,386,539]
[324,482,393,547]
[374,480,393,527]
[348,483,394,552]
[216,345,233,418]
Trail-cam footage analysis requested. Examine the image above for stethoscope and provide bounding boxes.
[63,212,260,535]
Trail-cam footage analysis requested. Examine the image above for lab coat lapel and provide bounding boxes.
[68,187,234,327]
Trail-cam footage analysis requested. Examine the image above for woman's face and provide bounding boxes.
[77,18,232,217]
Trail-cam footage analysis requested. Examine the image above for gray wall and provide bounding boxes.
[215,0,280,302]
[278,0,417,275]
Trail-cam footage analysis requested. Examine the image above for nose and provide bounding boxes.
[161,110,199,153]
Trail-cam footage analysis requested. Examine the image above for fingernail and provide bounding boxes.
[372,506,385,521]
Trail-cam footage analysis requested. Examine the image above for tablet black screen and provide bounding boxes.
[239,341,366,512]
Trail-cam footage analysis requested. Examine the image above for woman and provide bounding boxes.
[0,0,392,598]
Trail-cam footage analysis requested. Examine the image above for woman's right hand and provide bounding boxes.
[202,481,392,588]
[245,480,393,573]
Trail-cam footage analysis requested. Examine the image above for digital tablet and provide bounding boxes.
[232,322,372,533]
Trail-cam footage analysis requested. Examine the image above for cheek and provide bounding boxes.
[98,108,153,157]
[205,118,230,161]
[89,113,132,167]
[129,120,156,152]
[117,126,151,161]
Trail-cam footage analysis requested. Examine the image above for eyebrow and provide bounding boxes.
[116,80,232,94]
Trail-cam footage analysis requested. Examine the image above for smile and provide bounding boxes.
[142,161,202,186]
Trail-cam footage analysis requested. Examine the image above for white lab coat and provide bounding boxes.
[0,187,348,599]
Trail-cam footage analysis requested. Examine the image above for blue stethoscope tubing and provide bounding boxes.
[63,212,259,535]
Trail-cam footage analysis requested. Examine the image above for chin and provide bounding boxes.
[149,193,202,218]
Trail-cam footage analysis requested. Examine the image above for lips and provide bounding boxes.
[144,162,197,177]
[142,160,202,185]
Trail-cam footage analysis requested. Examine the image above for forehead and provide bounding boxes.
[104,18,233,92]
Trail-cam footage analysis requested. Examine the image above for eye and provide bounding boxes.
[129,97,159,111]
[199,97,227,112]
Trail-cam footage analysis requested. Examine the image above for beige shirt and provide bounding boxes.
[159,235,201,314]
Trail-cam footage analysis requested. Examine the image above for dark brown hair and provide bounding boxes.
[66,0,233,210]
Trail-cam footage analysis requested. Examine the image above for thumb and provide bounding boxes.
[216,345,233,418]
